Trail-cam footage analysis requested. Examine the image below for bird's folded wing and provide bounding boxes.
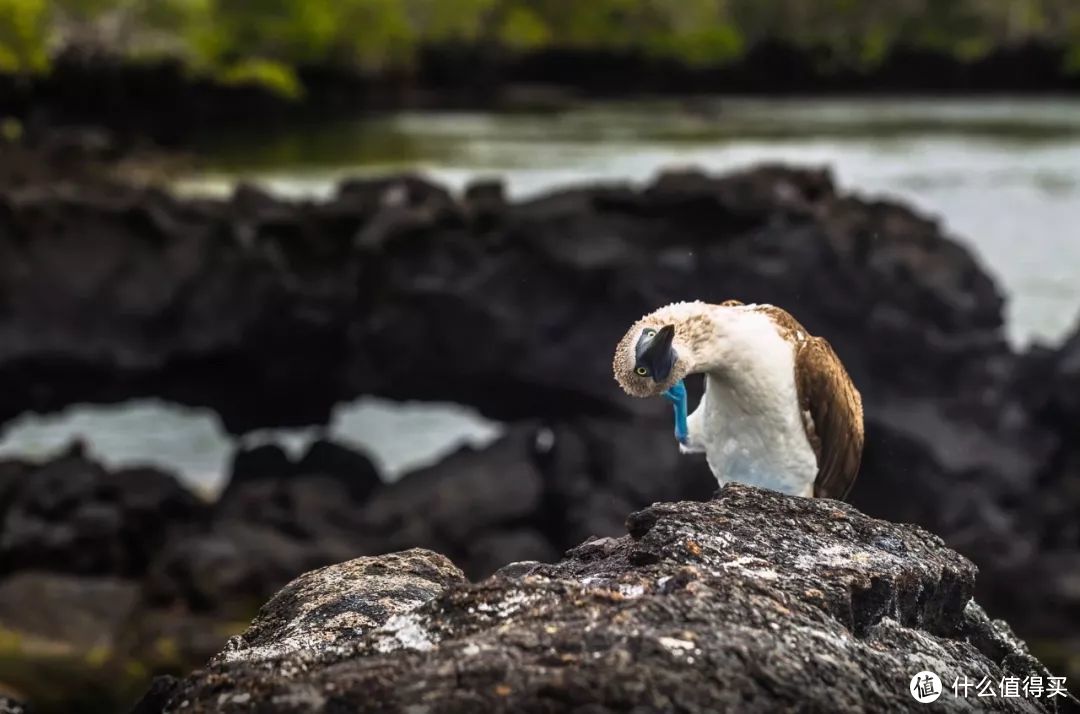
[796,337,864,500]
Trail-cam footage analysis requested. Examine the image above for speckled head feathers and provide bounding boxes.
[612,301,718,397]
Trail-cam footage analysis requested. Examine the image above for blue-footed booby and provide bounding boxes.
[613,300,863,499]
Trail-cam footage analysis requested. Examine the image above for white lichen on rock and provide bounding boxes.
[373,613,436,653]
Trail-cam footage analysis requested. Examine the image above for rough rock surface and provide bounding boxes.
[142,485,1076,713]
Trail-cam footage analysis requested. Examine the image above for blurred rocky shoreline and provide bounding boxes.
[0,152,1078,710]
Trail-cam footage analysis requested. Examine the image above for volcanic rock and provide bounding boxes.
[141,485,1077,713]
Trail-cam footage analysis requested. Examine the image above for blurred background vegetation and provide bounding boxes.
[2,0,1080,96]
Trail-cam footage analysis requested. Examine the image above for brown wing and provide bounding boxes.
[795,337,864,500]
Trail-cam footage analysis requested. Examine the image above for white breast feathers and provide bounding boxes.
[686,308,819,497]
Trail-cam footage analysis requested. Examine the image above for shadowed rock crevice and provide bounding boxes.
[140,485,1077,713]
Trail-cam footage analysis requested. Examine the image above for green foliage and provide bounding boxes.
[217,58,303,99]
[1065,12,1080,75]
[51,0,127,23]
[185,0,501,72]
[647,25,744,66]
[498,6,550,50]
[0,0,48,73]
[4,0,1080,81]
[859,25,894,69]
[1066,45,1080,75]
[416,0,499,42]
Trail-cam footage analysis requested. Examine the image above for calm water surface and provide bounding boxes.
[6,97,1080,489]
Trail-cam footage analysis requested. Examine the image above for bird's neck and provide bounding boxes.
[678,305,748,376]
[680,307,792,393]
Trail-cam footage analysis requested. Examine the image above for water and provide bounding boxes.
[0,397,503,494]
[7,97,1080,490]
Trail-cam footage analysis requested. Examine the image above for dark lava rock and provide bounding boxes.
[150,439,385,614]
[217,439,380,542]
[224,444,294,493]
[0,166,1006,430]
[357,427,546,559]
[141,522,360,615]
[0,450,208,576]
[295,439,382,502]
[130,677,181,714]
[140,485,1076,713]
[1002,321,1080,660]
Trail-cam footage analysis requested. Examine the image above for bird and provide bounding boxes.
[612,300,863,500]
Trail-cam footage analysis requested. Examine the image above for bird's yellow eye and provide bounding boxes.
[636,367,648,376]
[645,329,656,338]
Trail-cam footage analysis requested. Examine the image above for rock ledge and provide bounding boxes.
[140,485,1075,713]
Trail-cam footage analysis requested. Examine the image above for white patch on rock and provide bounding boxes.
[658,636,696,653]
[375,613,436,653]
[716,556,781,581]
[473,590,540,619]
[795,543,902,571]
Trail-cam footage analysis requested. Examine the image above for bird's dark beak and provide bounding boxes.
[640,324,676,382]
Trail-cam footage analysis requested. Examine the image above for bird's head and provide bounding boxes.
[612,319,691,398]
